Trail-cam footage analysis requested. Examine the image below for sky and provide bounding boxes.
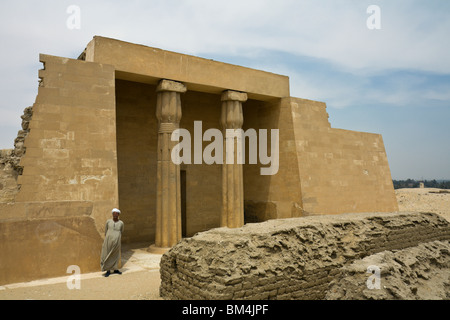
[0,0,449,180]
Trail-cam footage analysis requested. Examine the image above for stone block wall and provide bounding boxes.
[160,212,450,300]
[243,98,303,222]
[291,97,398,215]
[0,201,102,285]
[115,80,158,243]
[180,91,223,235]
[14,54,119,232]
[0,54,119,285]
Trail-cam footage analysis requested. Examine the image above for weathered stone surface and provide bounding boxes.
[157,79,187,94]
[0,149,18,203]
[0,201,102,286]
[326,240,450,300]
[0,106,33,202]
[159,212,450,300]
[221,90,248,102]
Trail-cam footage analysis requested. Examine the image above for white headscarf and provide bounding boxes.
[112,208,121,214]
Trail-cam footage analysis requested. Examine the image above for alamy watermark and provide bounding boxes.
[66,5,380,31]
[66,5,81,30]
[366,265,381,289]
[66,265,81,290]
[367,5,381,30]
[171,121,279,176]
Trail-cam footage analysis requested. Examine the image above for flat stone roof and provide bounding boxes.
[84,36,290,101]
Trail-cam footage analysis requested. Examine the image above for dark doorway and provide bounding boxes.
[181,170,187,237]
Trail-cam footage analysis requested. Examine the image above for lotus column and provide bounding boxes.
[220,90,247,228]
[151,79,186,252]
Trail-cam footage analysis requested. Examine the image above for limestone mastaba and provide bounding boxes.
[1,36,398,286]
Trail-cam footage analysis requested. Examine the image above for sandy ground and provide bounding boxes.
[0,188,448,300]
[396,188,450,222]
[0,244,164,300]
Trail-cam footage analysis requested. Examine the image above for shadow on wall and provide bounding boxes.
[0,201,103,286]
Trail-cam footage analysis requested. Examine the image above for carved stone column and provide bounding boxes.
[152,79,186,252]
[220,90,247,228]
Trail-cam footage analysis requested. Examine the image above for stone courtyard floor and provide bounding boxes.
[0,243,163,300]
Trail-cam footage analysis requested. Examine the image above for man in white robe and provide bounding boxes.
[100,208,124,277]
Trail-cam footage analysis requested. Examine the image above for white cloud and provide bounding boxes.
[2,1,449,73]
[0,0,449,151]
[133,0,450,75]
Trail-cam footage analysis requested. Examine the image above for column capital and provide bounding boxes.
[157,79,187,93]
[221,90,248,102]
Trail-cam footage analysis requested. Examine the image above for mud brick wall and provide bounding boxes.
[160,212,450,300]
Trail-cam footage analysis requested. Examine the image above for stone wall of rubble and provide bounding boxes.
[160,211,450,300]
[0,106,32,202]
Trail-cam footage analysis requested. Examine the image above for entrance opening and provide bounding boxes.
[181,170,187,237]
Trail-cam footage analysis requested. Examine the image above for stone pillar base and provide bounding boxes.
[147,244,171,254]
